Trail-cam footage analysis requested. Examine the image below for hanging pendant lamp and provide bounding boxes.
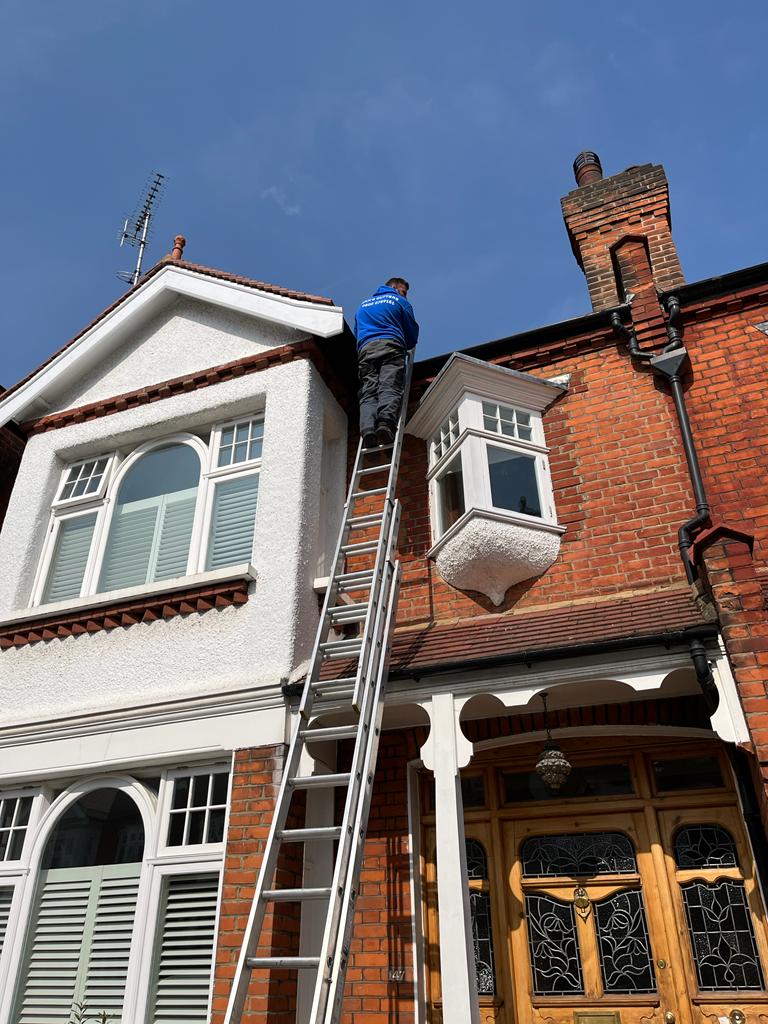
[535,692,572,791]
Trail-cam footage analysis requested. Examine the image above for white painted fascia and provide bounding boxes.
[407,352,568,440]
[0,562,256,628]
[0,264,344,427]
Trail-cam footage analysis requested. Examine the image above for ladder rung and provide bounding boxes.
[262,887,332,902]
[341,540,378,555]
[328,603,368,624]
[320,639,362,659]
[311,675,356,691]
[352,486,387,499]
[348,513,384,528]
[246,956,321,970]
[290,772,352,789]
[335,569,374,588]
[361,441,394,453]
[357,463,391,476]
[300,724,360,742]
[279,826,342,842]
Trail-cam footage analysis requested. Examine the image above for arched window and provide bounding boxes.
[99,443,200,592]
[15,789,146,1021]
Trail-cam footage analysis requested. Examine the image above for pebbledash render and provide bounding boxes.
[0,151,765,1024]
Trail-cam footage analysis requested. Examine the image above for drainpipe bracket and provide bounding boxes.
[650,348,690,379]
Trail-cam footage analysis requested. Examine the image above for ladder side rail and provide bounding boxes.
[221,714,310,1024]
[298,493,395,722]
[305,508,401,1021]
[319,560,403,1024]
[351,352,411,710]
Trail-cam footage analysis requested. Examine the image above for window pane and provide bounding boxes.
[595,889,656,993]
[470,890,496,995]
[167,813,185,847]
[437,455,465,535]
[526,894,583,994]
[465,839,488,880]
[461,776,486,808]
[187,811,206,846]
[0,800,14,829]
[653,756,724,792]
[208,808,226,844]
[682,881,765,990]
[172,777,190,810]
[99,444,200,592]
[487,446,541,517]
[17,797,32,826]
[521,833,637,877]
[675,825,738,869]
[211,773,229,805]
[207,474,259,570]
[192,774,210,807]
[43,513,97,603]
[9,830,25,860]
[502,763,633,803]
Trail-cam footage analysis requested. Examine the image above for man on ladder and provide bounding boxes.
[354,277,419,447]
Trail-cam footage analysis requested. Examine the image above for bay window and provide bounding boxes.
[408,354,567,605]
[33,415,263,608]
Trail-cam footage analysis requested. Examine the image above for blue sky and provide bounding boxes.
[1,1,766,386]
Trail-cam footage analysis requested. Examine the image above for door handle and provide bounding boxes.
[664,1012,676,1024]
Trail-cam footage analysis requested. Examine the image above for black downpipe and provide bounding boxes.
[728,747,768,906]
[612,302,716,708]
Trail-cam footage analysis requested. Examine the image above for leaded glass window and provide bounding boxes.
[681,881,765,991]
[522,832,637,877]
[594,889,657,994]
[464,839,496,996]
[674,825,738,869]
[525,893,584,994]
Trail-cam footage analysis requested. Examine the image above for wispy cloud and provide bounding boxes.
[261,184,301,216]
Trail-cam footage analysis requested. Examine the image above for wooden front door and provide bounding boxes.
[421,739,768,1024]
[505,811,687,1024]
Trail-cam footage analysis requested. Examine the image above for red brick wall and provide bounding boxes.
[396,338,695,626]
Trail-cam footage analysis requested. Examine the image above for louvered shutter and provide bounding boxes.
[153,492,197,582]
[0,885,13,953]
[43,513,97,603]
[206,474,259,570]
[15,864,141,1024]
[99,503,158,591]
[82,871,141,1018]
[15,873,93,1023]
[149,872,219,1023]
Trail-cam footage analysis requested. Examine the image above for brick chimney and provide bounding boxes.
[561,154,685,312]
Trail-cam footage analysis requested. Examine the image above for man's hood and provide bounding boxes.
[374,285,400,296]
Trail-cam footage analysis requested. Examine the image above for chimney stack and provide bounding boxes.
[561,155,684,312]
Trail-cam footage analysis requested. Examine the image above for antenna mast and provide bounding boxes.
[117,171,166,287]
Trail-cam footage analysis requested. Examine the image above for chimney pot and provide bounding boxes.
[170,235,186,261]
[573,151,603,187]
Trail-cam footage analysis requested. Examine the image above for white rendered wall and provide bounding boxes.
[0,355,347,733]
[47,296,307,414]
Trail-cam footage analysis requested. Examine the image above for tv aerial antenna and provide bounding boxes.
[117,171,166,287]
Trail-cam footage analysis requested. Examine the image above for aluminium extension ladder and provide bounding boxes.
[223,354,413,1024]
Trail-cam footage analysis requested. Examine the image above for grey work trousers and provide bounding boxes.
[357,338,406,435]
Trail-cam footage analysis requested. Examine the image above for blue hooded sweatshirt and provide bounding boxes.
[354,285,419,352]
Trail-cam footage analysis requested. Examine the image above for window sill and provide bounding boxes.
[0,564,256,649]
[428,508,564,606]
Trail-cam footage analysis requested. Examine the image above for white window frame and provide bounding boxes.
[156,763,231,858]
[31,415,264,609]
[426,392,558,544]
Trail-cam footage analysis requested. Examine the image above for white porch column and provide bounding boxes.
[421,692,480,1024]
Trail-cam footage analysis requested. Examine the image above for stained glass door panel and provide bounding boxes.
[658,806,768,1024]
[504,813,690,1024]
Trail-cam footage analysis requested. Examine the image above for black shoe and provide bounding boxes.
[376,423,395,445]
[362,431,378,449]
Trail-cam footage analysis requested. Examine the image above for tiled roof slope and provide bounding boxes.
[3,258,335,402]
[387,587,710,677]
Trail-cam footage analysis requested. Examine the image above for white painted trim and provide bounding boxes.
[406,759,428,1024]
[0,263,344,427]
[407,352,567,440]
